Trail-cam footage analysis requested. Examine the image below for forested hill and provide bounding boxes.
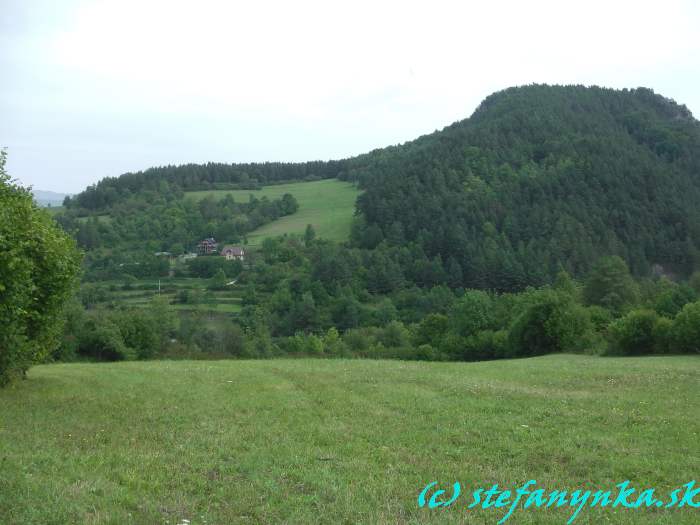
[65,84,700,289]
[65,160,346,210]
[344,85,700,289]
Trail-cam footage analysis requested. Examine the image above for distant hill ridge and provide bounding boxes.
[32,189,71,207]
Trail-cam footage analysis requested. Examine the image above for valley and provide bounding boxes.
[4,3,700,523]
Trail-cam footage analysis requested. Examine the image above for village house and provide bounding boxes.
[220,245,245,261]
[197,237,218,255]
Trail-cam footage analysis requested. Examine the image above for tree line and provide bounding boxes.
[54,234,700,364]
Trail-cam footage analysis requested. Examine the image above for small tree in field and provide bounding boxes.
[208,268,228,290]
[448,290,494,338]
[0,150,81,386]
[583,256,639,313]
[304,224,316,245]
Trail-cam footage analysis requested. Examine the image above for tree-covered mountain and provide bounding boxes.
[66,84,700,290]
[345,85,700,289]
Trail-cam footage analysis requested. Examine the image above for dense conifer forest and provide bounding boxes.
[346,85,700,288]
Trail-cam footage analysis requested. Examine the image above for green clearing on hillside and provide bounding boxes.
[1,355,698,524]
[186,179,361,244]
[76,214,112,224]
[99,278,243,314]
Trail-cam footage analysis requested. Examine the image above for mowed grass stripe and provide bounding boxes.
[186,179,361,244]
[0,355,698,524]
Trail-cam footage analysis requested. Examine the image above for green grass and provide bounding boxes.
[76,214,112,224]
[186,179,361,244]
[99,278,244,315]
[1,355,698,524]
[102,278,211,289]
[117,294,242,314]
[168,302,242,313]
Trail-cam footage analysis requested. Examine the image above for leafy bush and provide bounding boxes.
[285,333,324,355]
[607,309,663,356]
[672,301,700,353]
[653,283,696,317]
[78,311,135,361]
[208,269,229,290]
[437,333,469,360]
[448,290,494,337]
[414,313,449,347]
[57,297,177,362]
[463,330,509,361]
[507,289,591,357]
[415,344,438,361]
[377,321,411,348]
[342,328,375,354]
[0,151,81,385]
[652,316,674,354]
[201,324,248,357]
[322,327,349,356]
[115,310,161,359]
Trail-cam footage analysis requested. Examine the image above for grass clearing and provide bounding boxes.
[76,214,112,224]
[1,354,698,524]
[186,179,361,244]
[98,277,244,315]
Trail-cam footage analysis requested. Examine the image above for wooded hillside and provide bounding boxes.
[347,85,700,289]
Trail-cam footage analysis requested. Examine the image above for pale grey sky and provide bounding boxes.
[2,0,699,193]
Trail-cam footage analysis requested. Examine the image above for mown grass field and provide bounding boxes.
[186,179,361,244]
[1,355,698,524]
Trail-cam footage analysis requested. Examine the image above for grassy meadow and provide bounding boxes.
[101,278,243,314]
[1,354,698,524]
[186,179,361,244]
[76,214,113,224]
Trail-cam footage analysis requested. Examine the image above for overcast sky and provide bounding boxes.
[2,0,699,193]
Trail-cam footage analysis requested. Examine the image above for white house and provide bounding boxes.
[220,245,245,261]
